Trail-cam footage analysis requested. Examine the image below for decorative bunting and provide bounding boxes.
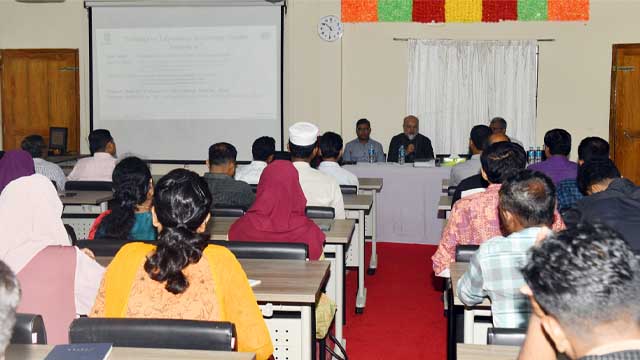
[341,0,588,23]
[445,0,483,23]
[379,0,413,22]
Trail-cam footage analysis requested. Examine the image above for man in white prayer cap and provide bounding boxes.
[288,122,346,219]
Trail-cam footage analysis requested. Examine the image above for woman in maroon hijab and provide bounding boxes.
[0,150,35,193]
[228,160,325,260]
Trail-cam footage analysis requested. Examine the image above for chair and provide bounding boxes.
[211,206,247,218]
[69,318,236,351]
[339,185,357,195]
[487,327,526,347]
[48,127,68,156]
[76,239,154,257]
[305,206,335,219]
[65,181,113,192]
[447,186,457,197]
[210,240,308,260]
[455,245,479,263]
[11,313,47,345]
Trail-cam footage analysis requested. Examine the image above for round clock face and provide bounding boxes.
[318,15,343,42]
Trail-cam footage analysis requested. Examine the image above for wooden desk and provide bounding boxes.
[457,344,520,360]
[342,193,373,314]
[6,344,255,360]
[60,191,114,239]
[356,177,383,275]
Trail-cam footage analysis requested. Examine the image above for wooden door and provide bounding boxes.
[610,44,640,184]
[1,49,79,153]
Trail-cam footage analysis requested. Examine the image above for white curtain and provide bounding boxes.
[407,40,538,155]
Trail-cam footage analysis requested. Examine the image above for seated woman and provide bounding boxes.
[0,153,104,344]
[90,169,273,360]
[228,160,325,259]
[89,156,156,240]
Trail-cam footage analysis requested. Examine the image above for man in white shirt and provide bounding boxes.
[67,129,117,182]
[21,134,66,191]
[235,136,275,184]
[449,125,492,187]
[318,132,359,188]
[289,122,346,219]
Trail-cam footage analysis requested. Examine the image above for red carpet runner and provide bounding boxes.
[342,242,446,359]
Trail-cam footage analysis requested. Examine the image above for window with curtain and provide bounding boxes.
[406,40,538,155]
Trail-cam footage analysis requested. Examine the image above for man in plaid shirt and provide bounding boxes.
[457,169,557,328]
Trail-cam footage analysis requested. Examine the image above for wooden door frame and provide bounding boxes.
[0,48,80,151]
[609,43,640,162]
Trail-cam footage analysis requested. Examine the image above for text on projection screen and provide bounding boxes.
[96,26,277,121]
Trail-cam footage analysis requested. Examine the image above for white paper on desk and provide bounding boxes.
[249,279,261,287]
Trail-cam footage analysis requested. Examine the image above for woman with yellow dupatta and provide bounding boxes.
[90,169,273,360]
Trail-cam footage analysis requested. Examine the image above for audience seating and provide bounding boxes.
[69,318,236,351]
[339,185,358,195]
[305,206,335,219]
[65,181,113,192]
[211,205,246,218]
[455,245,479,263]
[486,327,526,347]
[11,313,47,345]
[77,239,154,257]
[210,240,308,260]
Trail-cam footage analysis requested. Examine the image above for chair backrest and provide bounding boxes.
[305,206,335,219]
[69,318,236,351]
[76,239,154,257]
[339,185,358,195]
[65,181,113,192]
[447,186,457,196]
[455,245,479,262]
[211,205,246,218]
[11,313,47,345]
[210,240,308,260]
[487,327,526,347]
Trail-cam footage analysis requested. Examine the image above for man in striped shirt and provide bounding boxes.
[457,169,557,328]
[21,135,66,192]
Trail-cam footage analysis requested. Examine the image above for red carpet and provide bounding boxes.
[342,242,446,359]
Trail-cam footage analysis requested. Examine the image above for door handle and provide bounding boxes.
[623,130,640,140]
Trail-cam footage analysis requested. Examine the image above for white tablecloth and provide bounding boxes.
[345,163,451,245]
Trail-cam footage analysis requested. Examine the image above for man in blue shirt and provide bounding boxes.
[343,118,385,163]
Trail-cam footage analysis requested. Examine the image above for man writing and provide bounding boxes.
[387,115,434,163]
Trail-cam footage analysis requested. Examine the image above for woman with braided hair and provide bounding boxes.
[90,169,273,360]
[88,156,156,240]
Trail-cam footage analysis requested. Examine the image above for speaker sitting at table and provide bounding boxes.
[89,169,273,360]
[457,170,557,329]
[387,115,434,163]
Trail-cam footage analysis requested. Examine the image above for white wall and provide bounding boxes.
[1,0,638,167]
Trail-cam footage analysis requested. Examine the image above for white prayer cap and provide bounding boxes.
[289,122,319,146]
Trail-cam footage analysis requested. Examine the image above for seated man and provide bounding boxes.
[21,134,66,191]
[0,260,19,358]
[387,115,434,163]
[235,136,275,185]
[318,132,359,187]
[521,222,640,360]
[449,125,492,187]
[67,129,117,181]
[556,136,609,212]
[528,129,578,185]
[432,142,565,276]
[289,122,345,219]
[343,118,385,163]
[457,170,556,328]
[489,117,523,147]
[451,133,509,205]
[565,159,640,251]
[203,142,255,210]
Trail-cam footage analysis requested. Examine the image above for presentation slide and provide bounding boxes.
[96,26,277,122]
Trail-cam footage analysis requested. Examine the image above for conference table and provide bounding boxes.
[345,163,451,245]
[207,217,354,349]
[94,255,329,360]
[6,344,255,360]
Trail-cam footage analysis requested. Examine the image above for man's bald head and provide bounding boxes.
[403,115,419,137]
[488,133,510,146]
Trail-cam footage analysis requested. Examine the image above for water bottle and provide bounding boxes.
[368,143,375,163]
[535,146,542,164]
[527,147,535,164]
[398,145,406,165]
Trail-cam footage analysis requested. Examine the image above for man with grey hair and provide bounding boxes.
[387,115,434,163]
[489,117,523,147]
[0,260,20,358]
